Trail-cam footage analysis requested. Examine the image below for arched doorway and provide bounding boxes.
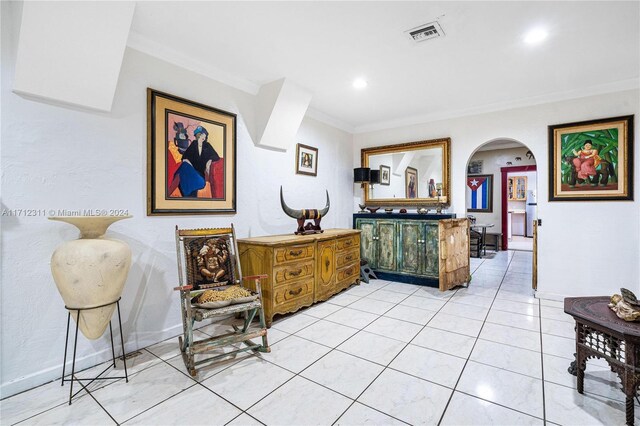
[464,138,538,255]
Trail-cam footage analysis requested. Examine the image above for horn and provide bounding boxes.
[280,186,302,219]
[319,190,330,217]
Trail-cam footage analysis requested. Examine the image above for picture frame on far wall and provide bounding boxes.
[467,174,493,213]
[380,165,391,185]
[468,160,483,174]
[147,88,236,215]
[295,143,318,176]
[405,167,418,198]
[548,115,633,201]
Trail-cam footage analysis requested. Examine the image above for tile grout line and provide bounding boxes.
[436,252,529,425]
[539,297,548,425]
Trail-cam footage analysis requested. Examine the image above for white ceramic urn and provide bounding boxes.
[49,216,132,340]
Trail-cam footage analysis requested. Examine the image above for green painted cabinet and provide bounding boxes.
[357,219,397,271]
[354,213,460,283]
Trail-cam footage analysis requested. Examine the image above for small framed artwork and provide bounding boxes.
[405,167,418,198]
[468,160,483,174]
[548,115,633,201]
[296,143,318,176]
[380,165,391,185]
[147,89,236,215]
[467,174,493,213]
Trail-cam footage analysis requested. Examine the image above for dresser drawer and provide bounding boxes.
[336,248,359,268]
[336,234,360,252]
[273,260,314,287]
[274,244,314,265]
[336,262,359,283]
[273,279,314,308]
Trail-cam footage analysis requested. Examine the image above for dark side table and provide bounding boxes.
[565,296,640,425]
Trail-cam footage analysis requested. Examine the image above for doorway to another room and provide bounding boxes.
[465,139,538,256]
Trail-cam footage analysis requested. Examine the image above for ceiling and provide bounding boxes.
[128,1,639,133]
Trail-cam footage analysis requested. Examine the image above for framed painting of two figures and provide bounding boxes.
[147,89,236,215]
[548,115,633,202]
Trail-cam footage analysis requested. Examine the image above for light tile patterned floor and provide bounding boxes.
[2,250,637,425]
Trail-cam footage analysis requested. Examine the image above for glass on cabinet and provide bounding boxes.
[508,176,527,200]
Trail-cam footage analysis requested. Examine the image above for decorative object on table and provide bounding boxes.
[361,137,450,207]
[384,208,394,214]
[50,215,132,339]
[280,186,330,235]
[436,204,444,214]
[399,208,407,213]
[358,203,367,213]
[466,174,493,213]
[147,89,236,215]
[296,143,318,176]
[467,160,483,174]
[174,225,269,377]
[50,215,132,404]
[405,166,418,198]
[366,207,380,213]
[608,288,640,322]
[380,165,391,185]
[360,260,378,284]
[417,207,429,214]
[548,115,633,201]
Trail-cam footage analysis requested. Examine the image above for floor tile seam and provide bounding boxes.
[240,347,361,423]
[118,382,204,425]
[320,313,379,331]
[8,395,92,426]
[225,411,266,426]
[483,318,541,333]
[538,299,547,424]
[452,389,547,422]
[541,376,632,404]
[436,254,514,425]
[270,314,322,335]
[489,306,541,318]
[331,395,412,426]
[476,336,541,354]
[464,358,543,381]
[426,324,481,339]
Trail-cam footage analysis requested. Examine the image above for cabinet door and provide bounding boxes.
[356,219,377,268]
[376,221,397,271]
[398,221,422,274]
[315,240,336,301]
[515,176,527,200]
[422,222,439,277]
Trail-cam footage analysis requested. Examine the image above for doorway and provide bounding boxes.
[464,139,538,253]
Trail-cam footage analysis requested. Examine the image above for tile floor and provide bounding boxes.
[2,250,638,425]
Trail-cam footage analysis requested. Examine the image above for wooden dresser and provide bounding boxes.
[238,229,360,327]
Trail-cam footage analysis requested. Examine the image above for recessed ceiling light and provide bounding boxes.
[353,78,368,89]
[524,28,548,45]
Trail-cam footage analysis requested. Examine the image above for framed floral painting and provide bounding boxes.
[548,115,633,201]
[147,89,236,215]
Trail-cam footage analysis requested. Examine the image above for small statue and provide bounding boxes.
[608,288,640,322]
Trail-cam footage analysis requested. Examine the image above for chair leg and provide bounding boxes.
[258,306,270,353]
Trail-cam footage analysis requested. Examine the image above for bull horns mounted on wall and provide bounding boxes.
[280,186,330,235]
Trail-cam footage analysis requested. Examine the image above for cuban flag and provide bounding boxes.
[467,176,489,209]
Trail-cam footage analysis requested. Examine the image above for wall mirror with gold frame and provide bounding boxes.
[361,137,450,206]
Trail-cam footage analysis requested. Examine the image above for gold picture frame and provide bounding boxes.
[147,89,236,215]
[548,115,633,201]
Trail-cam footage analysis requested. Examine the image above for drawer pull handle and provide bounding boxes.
[344,241,352,246]
[345,267,354,275]
[345,255,353,261]
[288,287,303,296]
[289,269,302,277]
[289,249,303,257]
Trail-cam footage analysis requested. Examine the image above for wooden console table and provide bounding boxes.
[564,296,640,425]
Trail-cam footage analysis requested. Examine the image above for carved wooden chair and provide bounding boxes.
[174,225,269,377]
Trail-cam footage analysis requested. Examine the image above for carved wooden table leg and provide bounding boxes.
[576,348,585,394]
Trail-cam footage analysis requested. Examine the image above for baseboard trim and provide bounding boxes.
[0,323,183,399]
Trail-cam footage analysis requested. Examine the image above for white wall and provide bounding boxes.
[354,89,640,303]
[0,2,353,397]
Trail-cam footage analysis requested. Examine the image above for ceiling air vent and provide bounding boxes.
[405,21,445,43]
